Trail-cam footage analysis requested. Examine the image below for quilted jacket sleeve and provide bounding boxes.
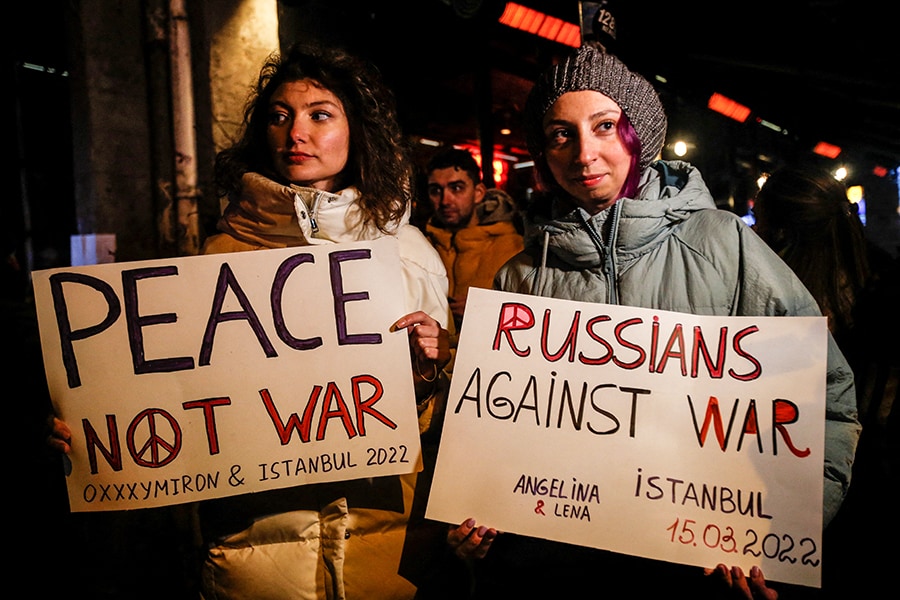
[734,220,861,527]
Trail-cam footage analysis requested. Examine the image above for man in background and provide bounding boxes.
[423,148,524,344]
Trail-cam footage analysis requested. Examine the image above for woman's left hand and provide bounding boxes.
[704,564,779,600]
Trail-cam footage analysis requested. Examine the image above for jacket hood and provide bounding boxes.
[476,188,520,226]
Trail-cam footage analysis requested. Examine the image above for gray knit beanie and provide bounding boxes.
[524,45,667,170]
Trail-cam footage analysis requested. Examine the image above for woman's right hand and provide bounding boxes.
[447,518,498,560]
[47,416,72,454]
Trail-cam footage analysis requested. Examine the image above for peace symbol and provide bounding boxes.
[500,303,534,329]
[126,408,183,467]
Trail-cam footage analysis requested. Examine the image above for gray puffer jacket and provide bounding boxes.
[495,160,860,527]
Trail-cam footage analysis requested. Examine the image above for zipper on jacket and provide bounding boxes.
[307,191,324,234]
[535,230,550,295]
[577,203,620,305]
[294,192,320,235]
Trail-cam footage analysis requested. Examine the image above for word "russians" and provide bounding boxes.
[492,302,762,381]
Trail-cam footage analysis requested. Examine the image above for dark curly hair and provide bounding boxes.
[214,42,413,233]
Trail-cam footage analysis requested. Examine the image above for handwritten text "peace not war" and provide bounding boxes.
[451,302,812,460]
[44,248,404,475]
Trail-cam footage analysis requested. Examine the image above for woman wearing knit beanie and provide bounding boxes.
[439,44,859,600]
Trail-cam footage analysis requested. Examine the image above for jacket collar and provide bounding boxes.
[219,172,409,248]
[531,160,717,267]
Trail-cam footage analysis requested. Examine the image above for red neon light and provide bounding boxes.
[498,2,580,47]
[556,23,581,47]
[707,93,751,123]
[537,16,564,39]
[812,141,841,159]
[520,11,542,33]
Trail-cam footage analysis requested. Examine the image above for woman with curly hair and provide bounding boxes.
[208,43,414,241]
[50,42,454,599]
[198,41,453,600]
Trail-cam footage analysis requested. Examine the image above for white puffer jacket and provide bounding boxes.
[199,172,451,599]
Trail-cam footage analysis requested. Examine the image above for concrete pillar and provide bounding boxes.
[68,0,157,262]
[203,0,279,156]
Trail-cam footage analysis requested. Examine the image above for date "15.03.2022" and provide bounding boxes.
[666,517,820,566]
